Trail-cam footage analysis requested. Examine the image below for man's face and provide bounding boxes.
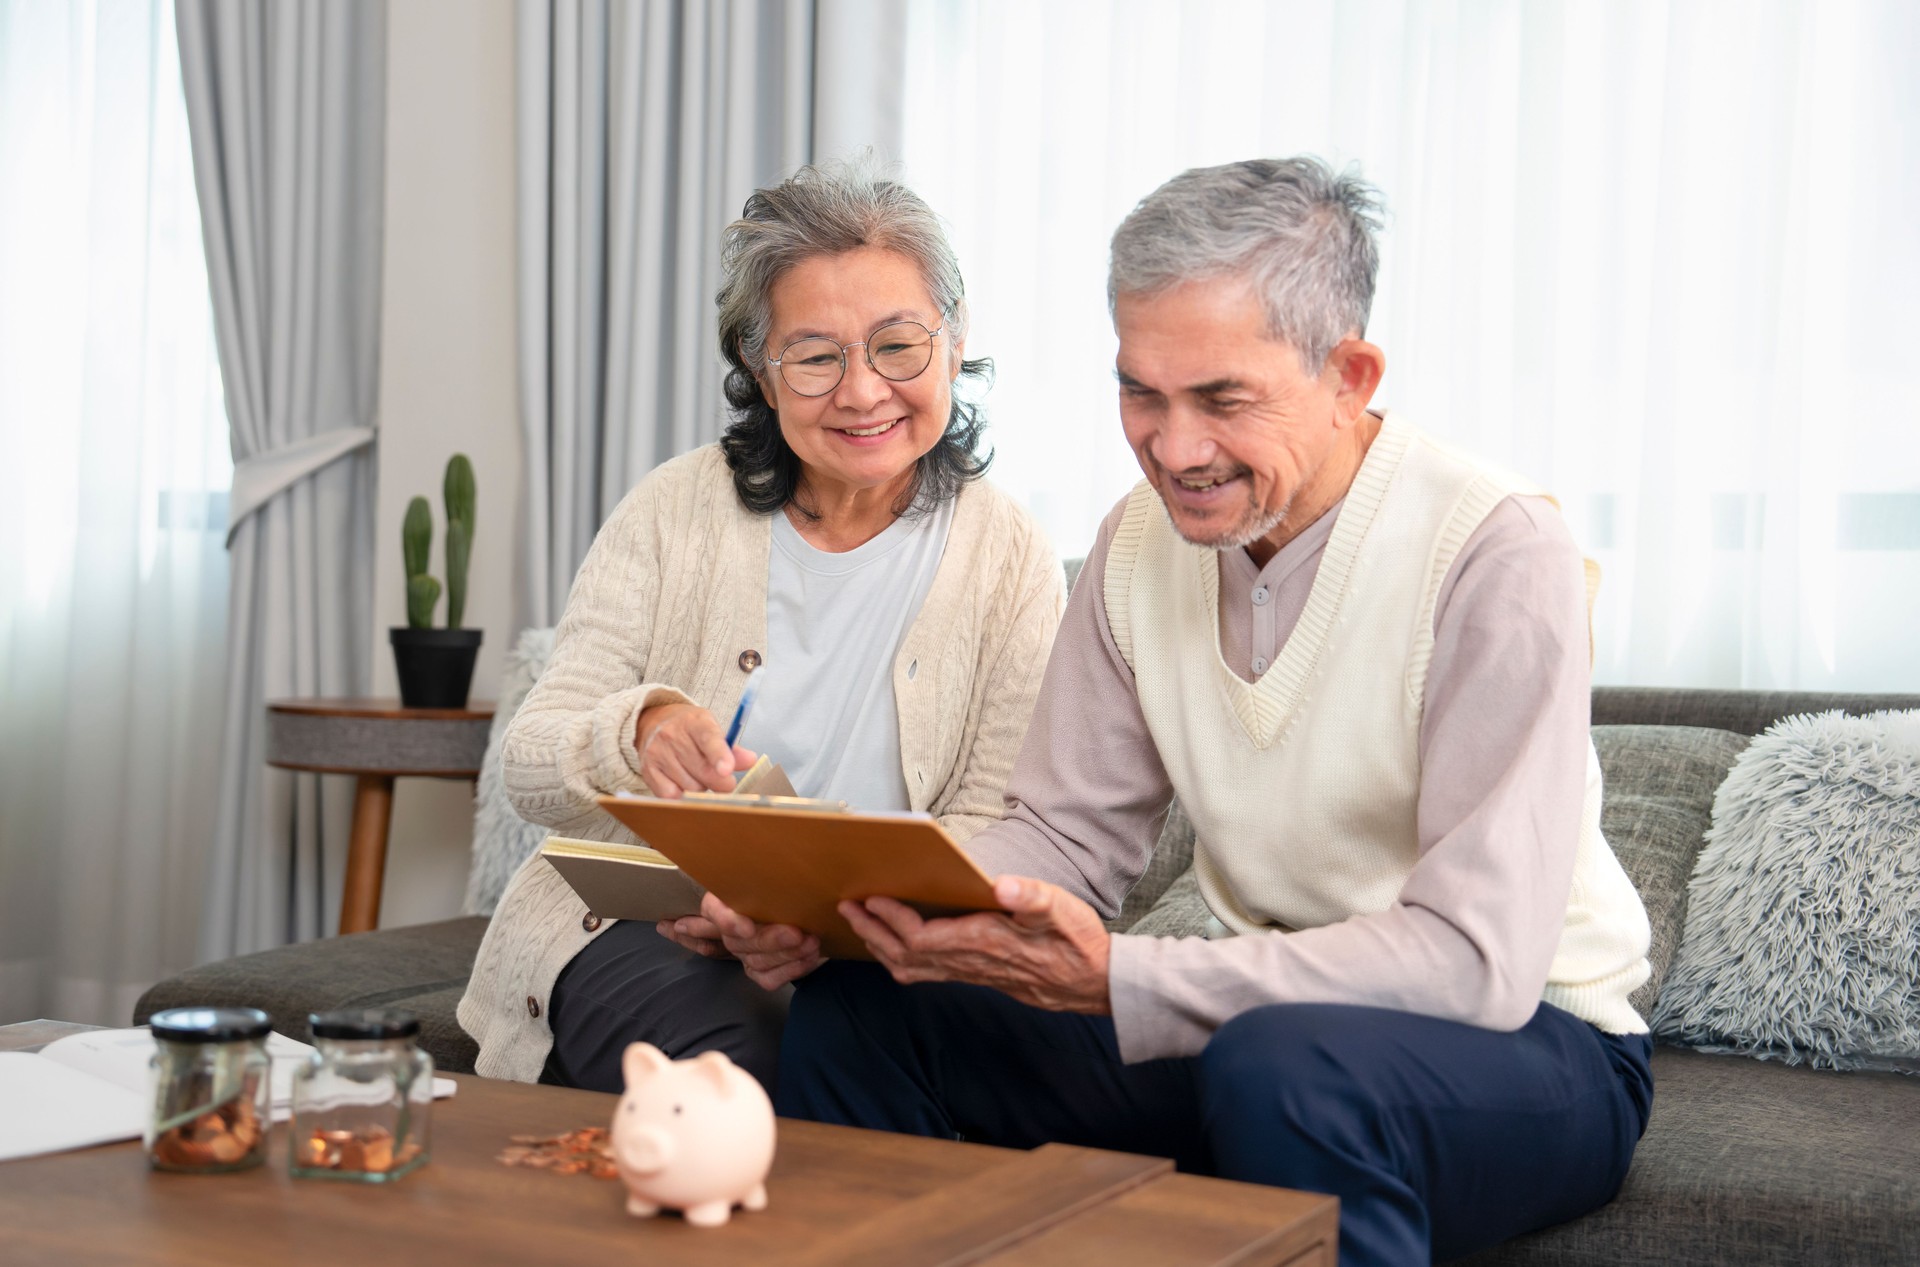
[1114,279,1344,552]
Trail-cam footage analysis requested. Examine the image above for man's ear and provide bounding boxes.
[1325,337,1385,427]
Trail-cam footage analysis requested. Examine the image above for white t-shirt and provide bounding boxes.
[743,495,955,810]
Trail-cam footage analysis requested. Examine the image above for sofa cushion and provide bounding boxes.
[132,917,490,1073]
[1450,1045,1920,1266]
[1591,725,1751,1017]
[465,628,556,916]
[1111,799,1197,932]
[367,982,480,1075]
[1593,687,1920,736]
[1652,710,1920,1071]
[1124,865,1211,938]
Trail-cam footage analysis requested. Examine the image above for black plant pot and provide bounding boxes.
[390,627,483,709]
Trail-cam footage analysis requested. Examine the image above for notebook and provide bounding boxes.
[538,754,818,924]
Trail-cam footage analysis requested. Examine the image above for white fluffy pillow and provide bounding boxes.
[461,628,556,916]
[1652,709,1920,1072]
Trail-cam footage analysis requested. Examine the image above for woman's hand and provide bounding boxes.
[657,892,823,990]
[634,702,756,798]
[654,906,732,960]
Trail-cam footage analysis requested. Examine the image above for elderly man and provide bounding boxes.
[743,158,1654,1266]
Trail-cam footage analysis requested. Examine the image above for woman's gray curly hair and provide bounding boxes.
[716,158,992,517]
[1109,156,1385,374]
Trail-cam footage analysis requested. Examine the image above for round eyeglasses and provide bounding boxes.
[765,321,943,397]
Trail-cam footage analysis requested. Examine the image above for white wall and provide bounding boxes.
[370,0,522,927]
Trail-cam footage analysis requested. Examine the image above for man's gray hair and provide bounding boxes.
[1109,157,1385,373]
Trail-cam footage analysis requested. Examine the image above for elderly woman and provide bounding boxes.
[457,162,1064,1092]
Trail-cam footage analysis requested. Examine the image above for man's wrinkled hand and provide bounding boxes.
[839,876,1112,1014]
[634,702,755,799]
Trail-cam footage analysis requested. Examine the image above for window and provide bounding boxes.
[896,0,1920,688]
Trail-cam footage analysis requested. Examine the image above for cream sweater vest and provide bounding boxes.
[1105,418,1651,1034]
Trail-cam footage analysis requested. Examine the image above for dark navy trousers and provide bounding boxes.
[775,962,1653,1267]
[543,919,791,1093]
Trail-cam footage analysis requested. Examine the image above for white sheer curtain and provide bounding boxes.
[898,0,1920,690]
[0,0,231,1025]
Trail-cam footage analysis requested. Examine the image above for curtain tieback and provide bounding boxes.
[226,425,377,546]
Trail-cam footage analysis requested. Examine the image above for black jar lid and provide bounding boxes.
[309,1008,420,1041]
[148,1006,272,1044]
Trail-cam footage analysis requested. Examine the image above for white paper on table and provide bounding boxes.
[0,1027,457,1163]
[0,1053,146,1163]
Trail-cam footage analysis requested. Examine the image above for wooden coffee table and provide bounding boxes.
[0,1072,1336,1266]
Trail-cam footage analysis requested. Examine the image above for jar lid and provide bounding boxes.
[309,1008,420,1041]
[148,1006,272,1044]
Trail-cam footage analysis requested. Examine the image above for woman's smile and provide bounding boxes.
[831,416,907,444]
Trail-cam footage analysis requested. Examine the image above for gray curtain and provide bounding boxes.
[176,0,388,958]
[517,0,905,628]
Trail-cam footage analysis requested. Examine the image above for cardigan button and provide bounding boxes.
[582,912,602,932]
[526,995,541,1019]
[738,649,762,672]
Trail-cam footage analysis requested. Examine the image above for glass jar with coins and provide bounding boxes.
[289,1008,432,1182]
[145,1006,273,1173]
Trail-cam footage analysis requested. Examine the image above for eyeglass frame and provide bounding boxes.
[762,319,947,398]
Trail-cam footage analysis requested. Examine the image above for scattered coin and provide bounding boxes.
[494,1126,618,1180]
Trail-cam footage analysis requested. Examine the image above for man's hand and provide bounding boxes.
[658,892,822,991]
[635,702,755,798]
[840,876,1112,1014]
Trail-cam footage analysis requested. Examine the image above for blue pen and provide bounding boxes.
[725,665,764,748]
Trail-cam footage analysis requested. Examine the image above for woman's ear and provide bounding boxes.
[748,339,778,410]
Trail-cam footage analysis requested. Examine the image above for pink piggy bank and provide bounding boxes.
[611,1043,775,1227]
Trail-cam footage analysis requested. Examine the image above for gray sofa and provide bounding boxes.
[136,686,1920,1265]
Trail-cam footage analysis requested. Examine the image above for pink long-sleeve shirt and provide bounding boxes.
[963,488,1596,1062]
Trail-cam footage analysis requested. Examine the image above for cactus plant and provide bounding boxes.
[407,572,442,629]
[399,456,476,629]
[403,496,436,627]
[392,454,481,708]
[443,454,475,628]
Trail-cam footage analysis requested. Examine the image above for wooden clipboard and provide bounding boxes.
[595,795,1003,960]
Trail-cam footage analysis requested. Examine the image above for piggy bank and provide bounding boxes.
[611,1043,775,1227]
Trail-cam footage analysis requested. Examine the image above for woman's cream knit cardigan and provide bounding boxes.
[458,444,1066,1082]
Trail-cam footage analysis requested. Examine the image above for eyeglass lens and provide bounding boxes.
[778,322,935,396]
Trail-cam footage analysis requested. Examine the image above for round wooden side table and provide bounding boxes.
[266,698,495,935]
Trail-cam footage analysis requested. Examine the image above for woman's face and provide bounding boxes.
[757,247,962,502]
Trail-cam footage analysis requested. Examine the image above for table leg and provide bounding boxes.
[341,774,395,935]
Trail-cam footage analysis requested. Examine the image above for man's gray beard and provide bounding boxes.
[1164,485,1292,553]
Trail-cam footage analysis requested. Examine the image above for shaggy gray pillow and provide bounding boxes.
[1652,709,1920,1072]
[461,627,556,916]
